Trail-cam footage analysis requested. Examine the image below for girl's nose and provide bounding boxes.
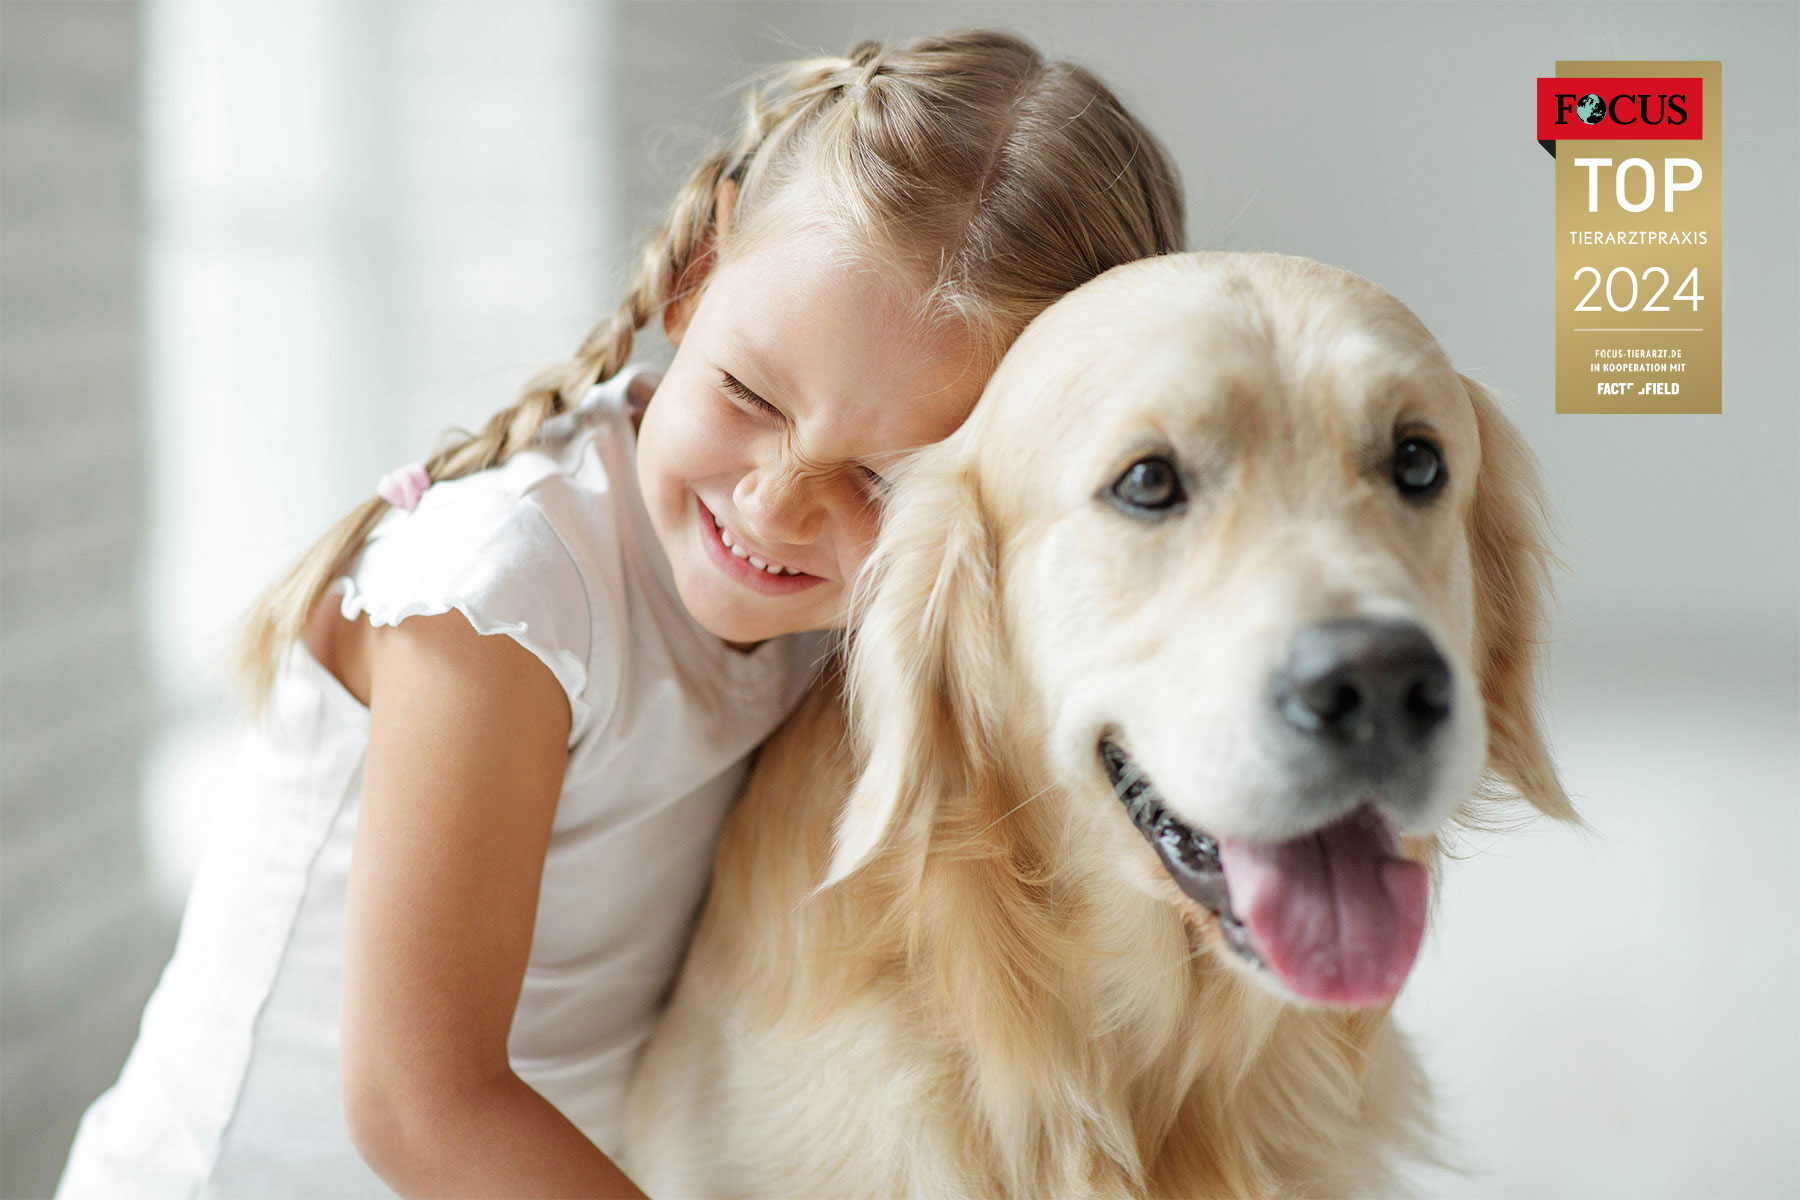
[734,463,825,546]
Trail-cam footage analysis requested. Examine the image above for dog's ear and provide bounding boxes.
[816,432,1003,891]
[1462,374,1578,823]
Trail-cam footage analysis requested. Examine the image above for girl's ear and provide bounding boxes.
[1462,374,1578,823]
[817,434,1003,890]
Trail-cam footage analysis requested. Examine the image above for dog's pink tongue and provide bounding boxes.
[1216,807,1428,1007]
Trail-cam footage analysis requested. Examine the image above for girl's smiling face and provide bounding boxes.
[634,208,984,651]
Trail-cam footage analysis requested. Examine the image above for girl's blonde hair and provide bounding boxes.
[233,27,1186,718]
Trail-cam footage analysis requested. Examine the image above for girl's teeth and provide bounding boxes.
[714,511,801,576]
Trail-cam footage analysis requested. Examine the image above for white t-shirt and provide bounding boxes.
[56,363,836,1197]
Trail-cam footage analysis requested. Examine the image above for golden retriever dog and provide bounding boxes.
[621,251,1576,1198]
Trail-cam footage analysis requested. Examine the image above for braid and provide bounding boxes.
[230,143,741,717]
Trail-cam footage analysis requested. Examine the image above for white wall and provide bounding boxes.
[0,6,168,1195]
[137,0,621,906]
[1,3,623,1195]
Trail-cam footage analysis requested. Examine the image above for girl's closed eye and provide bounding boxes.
[719,370,779,417]
[720,371,891,500]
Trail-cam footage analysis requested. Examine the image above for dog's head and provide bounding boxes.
[821,251,1575,1010]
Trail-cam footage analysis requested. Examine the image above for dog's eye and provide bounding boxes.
[1393,437,1446,499]
[1109,456,1187,515]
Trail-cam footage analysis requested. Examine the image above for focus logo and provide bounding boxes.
[1536,77,1704,140]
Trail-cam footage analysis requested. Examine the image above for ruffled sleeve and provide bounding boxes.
[330,482,601,739]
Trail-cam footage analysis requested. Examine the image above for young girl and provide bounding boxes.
[57,28,1184,1198]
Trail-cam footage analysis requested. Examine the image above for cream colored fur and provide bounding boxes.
[622,252,1574,1199]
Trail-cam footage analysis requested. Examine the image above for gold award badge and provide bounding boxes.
[1542,61,1721,414]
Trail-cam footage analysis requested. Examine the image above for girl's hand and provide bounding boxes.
[337,607,647,1198]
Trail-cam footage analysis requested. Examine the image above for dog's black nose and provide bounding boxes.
[1274,618,1452,759]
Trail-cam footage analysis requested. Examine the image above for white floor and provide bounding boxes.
[1394,619,1799,1198]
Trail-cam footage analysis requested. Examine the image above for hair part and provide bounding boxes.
[232,27,1186,719]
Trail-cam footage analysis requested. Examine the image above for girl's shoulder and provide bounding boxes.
[333,366,664,742]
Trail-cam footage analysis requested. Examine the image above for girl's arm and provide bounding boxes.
[338,607,648,1199]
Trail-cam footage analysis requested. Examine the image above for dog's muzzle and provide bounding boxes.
[1096,615,1451,1006]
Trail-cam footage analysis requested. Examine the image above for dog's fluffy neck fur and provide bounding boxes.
[815,735,1438,1198]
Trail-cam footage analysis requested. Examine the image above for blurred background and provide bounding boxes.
[1,2,1794,1196]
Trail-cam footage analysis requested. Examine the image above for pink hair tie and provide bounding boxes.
[376,461,432,511]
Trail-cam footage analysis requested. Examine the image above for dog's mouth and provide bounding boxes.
[1099,738,1429,1008]
[1098,740,1265,969]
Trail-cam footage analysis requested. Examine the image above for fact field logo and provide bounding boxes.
[1542,62,1720,415]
